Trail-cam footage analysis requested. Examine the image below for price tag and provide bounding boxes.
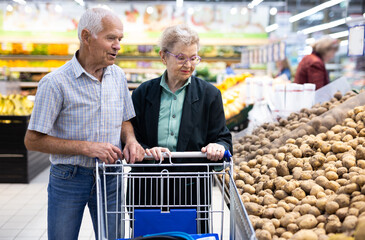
[348,25,365,56]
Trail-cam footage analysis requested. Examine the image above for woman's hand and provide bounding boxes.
[146,147,171,161]
[201,143,225,161]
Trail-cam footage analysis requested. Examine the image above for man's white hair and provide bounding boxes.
[77,8,118,41]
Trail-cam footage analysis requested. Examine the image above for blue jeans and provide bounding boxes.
[47,164,121,240]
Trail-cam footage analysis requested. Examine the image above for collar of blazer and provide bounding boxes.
[144,75,201,151]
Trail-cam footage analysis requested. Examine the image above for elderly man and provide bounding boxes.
[24,8,144,240]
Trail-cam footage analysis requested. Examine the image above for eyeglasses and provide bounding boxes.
[165,51,201,66]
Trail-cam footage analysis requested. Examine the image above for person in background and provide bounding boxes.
[24,8,144,240]
[294,37,339,90]
[275,58,291,80]
[130,24,232,233]
[225,62,235,75]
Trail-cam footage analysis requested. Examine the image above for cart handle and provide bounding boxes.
[144,150,232,164]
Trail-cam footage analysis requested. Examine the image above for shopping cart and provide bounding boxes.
[96,151,256,240]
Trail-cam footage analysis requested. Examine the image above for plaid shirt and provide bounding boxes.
[28,53,135,167]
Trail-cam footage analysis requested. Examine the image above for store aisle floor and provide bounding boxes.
[0,167,230,240]
[0,167,95,240]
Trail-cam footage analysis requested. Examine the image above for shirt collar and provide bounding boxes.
[160,71,191,94]
[71,51,112,81]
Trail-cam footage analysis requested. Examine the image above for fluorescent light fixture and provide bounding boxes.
[265,24,278,33]
[74,0,85,6]
[187,7,194,15]
[248,0,263,9]
[340,40,348,46]
[12,0,26,5]
[300,18,346,35]
[306,38,315,44]
[146,6,154,14]
[241,7,248,15]
[270,7,277,16]
[6,4,14,11]
[289,0,346,23]
[329,30,348,39]
[230,7,237,15]
[176,0,183,8]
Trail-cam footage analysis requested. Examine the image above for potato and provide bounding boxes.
[301,171,313,180]
[325,220,341,233]
[291,229,318,240]
[274,190,288,200]
[308,206,321,217]
[244,202,263,216]
[342,215,358,232]
[235,179,245,188]
[257,229,272,240]
[349,208,359,216]
[283,182,297,194]
[301,196,317,206]
[310,185,325,196]
[263,221,276,236]
[334,194,350,208]
[299,204,312,215]
[262,208,275,219]
[327,181,341,192]
[287,223,299,233]
[278,201,291,212]
[280,213,297,227]
[263,195,278,205]
[277,162,290,176]
[356,145,365,160]
[272,218,280,228]
[354,217,365,240]
[292,188,306,200]
[326,201,340,214]
[326,171,339,181]
[297,214,318,229]
[243,184,256,194]
[337,167,348,177]
[332,142,349,153]
[276,227,286,236]
[345,183,360,194]
[300,181,316,194]
[281,231,293,239]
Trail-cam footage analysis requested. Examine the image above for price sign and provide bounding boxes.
[348,25,365,56]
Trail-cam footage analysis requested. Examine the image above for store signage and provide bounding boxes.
[348,25,365,56]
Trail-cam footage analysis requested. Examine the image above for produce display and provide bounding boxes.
[217,73,252,120]
[236,91,357,161]
[0,94,34,116]
[229,91,365,239]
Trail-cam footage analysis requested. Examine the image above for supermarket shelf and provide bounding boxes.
[123,68,163,74]
[1,55,241,63]
[10,67,58,73]
[20,81,142,90]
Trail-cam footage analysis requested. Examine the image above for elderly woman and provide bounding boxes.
[130,24,232,234]
[295,37,339,90]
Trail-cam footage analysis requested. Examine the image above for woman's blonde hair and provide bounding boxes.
[311,36,339,56]
[159,24,200,52]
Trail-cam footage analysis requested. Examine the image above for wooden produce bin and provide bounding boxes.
[0,115,49,183]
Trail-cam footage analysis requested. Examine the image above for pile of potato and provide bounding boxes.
[230,104,365,240]
[234,91,357,162]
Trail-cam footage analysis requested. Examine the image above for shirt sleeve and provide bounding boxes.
[121,72,136,122]
[28,76,63,134]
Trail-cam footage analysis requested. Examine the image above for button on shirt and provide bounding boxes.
[157,72,191,152]
[28,53,135,167]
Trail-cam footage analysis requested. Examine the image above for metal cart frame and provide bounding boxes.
[96,151,256,240]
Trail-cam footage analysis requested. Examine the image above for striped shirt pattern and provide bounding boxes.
[28,54,135,167]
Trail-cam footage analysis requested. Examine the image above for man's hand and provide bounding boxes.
[86,142,123,164]
[201,143,225,161]
[146,147,170,161]
[123,140,145,164]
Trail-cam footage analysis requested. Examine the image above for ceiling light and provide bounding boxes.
[6,5,14,12]
[248,0,263,9]
[176,0,183,8]
[300,18,346,35]
[74,0,85,7]
[230,7,237,15]
[270,7,277,16]
[289,0,346,23]
[146,6,154,14]
[12,0,26,5]
[55,4,62,13]
[329,30,349,39]
[188,7,194,15]
[265,24,278,33]
[241,7,248,15]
